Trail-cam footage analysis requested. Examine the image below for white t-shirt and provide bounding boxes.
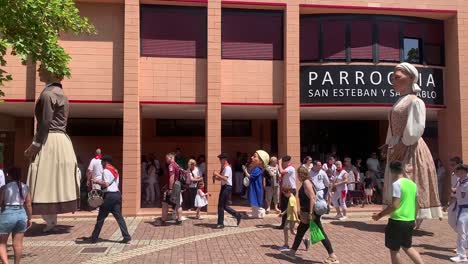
[0,169,4,188]
[189,167,201,188]
[366,158,380,172]
[102,169,119,192]
[335,170,348,192]
[456,178,468,205]
[221,166,233,186]
[282,166,297,189]
[322,163,337,177]
[310,169,329,191]
[88,158,103,180]
[3,182,28,205]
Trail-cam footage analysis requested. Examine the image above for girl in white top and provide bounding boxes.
[332,161,349,220]
[145,160,161,205]
[0,167,32,264]
[187,159,202,211]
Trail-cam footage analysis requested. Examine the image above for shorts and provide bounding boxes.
[385,219,415,251]
[365,189,373,196]
[0,207,28,234]
[284,220,297,230]
[163,191,183,209]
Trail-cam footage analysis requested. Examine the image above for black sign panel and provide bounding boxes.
[300,65,444,106]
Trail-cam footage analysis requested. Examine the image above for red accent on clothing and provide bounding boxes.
[106,164,119,179]
[95,154,102,160]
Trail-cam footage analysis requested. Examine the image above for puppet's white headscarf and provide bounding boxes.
[395,62,421,93]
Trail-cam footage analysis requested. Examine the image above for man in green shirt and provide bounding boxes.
[372,161,424,264]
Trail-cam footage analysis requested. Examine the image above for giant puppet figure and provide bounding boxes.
[382,62,442,225]
[24,65,80,232]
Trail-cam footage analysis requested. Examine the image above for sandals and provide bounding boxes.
[323,257,340,264]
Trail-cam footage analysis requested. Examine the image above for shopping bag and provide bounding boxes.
[310,220,325,244]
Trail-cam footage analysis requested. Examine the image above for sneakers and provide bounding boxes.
[303,239,310,251]
[279,246,290,252]
[281,249,297,260]
[451,255,468,262]
[216,224,225,229]
[339,216,348,221]
[333,214,342,220]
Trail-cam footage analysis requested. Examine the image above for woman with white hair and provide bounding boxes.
[381,62,442,227]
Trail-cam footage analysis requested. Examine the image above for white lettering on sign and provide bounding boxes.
[322,71,334,85]
[309,72,318,86]
[355,71,364,85]
[308,89,329,97]
[427,74,435,87]
[370,71,382,85]
[340,71,349,85]
[387,72,393,85]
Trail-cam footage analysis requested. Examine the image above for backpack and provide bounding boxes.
[312,183,328,216]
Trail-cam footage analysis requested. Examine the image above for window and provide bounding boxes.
[300,17,319,62]
[222,120,252,137]
[425,23,444,66]
[404,38,422,64]
[322,20,346,60]
[140,5,207,58]
[378,21,400,62]
[67,119,123,136]
[222,9,283,60]
[350,20,373,61]
[156,119,205,137]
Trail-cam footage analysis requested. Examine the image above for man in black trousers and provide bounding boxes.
[88,155,131,244]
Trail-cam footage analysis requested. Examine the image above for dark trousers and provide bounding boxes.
[292,213,333,254]
[91,192,131,241]
[217,185,238,225]
[184,187,197,210]
[280,188,296,227]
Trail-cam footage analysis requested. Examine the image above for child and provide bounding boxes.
[279,186,299,251]
[363,171,375,206]
[372,161,424,264]
[194,181,210,219]
[444,164,468,262]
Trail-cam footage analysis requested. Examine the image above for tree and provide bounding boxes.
[0,0,95,95]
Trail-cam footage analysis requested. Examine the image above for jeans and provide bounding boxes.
[291,212,333,254]
[217,185,239,225]
[91,192,131,241]
[280,188,296,227]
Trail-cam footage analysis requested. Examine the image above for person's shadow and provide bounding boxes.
[329,221,386,233]
[25,223,73,237]
[75,237,123,244]
[265,253,320,263]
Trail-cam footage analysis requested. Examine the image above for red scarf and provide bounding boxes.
[336,167,345,173]
[327,162,333,168]
[106,164,119,179]
[96,154,102,160]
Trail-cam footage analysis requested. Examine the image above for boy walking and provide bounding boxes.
[372,161,423,264]
[278,186,299,251]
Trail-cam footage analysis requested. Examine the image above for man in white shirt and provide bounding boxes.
[0,167,5,188]
[87,148,104,190]
[278,155,297,229]
[322,156,337,179]
[366,152,381,174]
[89,155,131,244]
[213,153,241,228]
[310,160,330,192]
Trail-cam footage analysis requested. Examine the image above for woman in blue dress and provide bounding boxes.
[243,150,270,218]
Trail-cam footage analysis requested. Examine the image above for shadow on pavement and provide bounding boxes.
[329,221,386,233]
[25,223,73,237]
[255,224,278,229]
[414,243,452,252]
[421,251,451,261]
[261,244,282,250]
[74,237,122,244]
[265,253,320,264]
[413,229,434,237]
[193,223,225,229]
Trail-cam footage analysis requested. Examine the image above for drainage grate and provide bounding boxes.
[80,247,108,254]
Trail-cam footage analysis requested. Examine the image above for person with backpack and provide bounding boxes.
[282,166,339,264]
[161,152,184,225]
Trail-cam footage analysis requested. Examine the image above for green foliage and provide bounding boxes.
[0,0,95,89]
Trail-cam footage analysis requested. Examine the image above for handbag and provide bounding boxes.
[243,176,250,187]
[88,189,103,208]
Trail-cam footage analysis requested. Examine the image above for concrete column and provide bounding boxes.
[122,0,140,215]
[206,0,222,213]
[279,1,300,164]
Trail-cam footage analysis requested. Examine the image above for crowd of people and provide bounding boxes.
[0,60,462,264]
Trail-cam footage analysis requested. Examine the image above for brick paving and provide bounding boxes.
[4,212,456,264]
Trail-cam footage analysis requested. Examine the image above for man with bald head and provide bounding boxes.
[87,148,104,191]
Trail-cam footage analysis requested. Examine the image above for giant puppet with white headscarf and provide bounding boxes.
[382,62,442,224]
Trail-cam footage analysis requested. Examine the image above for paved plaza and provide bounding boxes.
[3,211,456,264]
